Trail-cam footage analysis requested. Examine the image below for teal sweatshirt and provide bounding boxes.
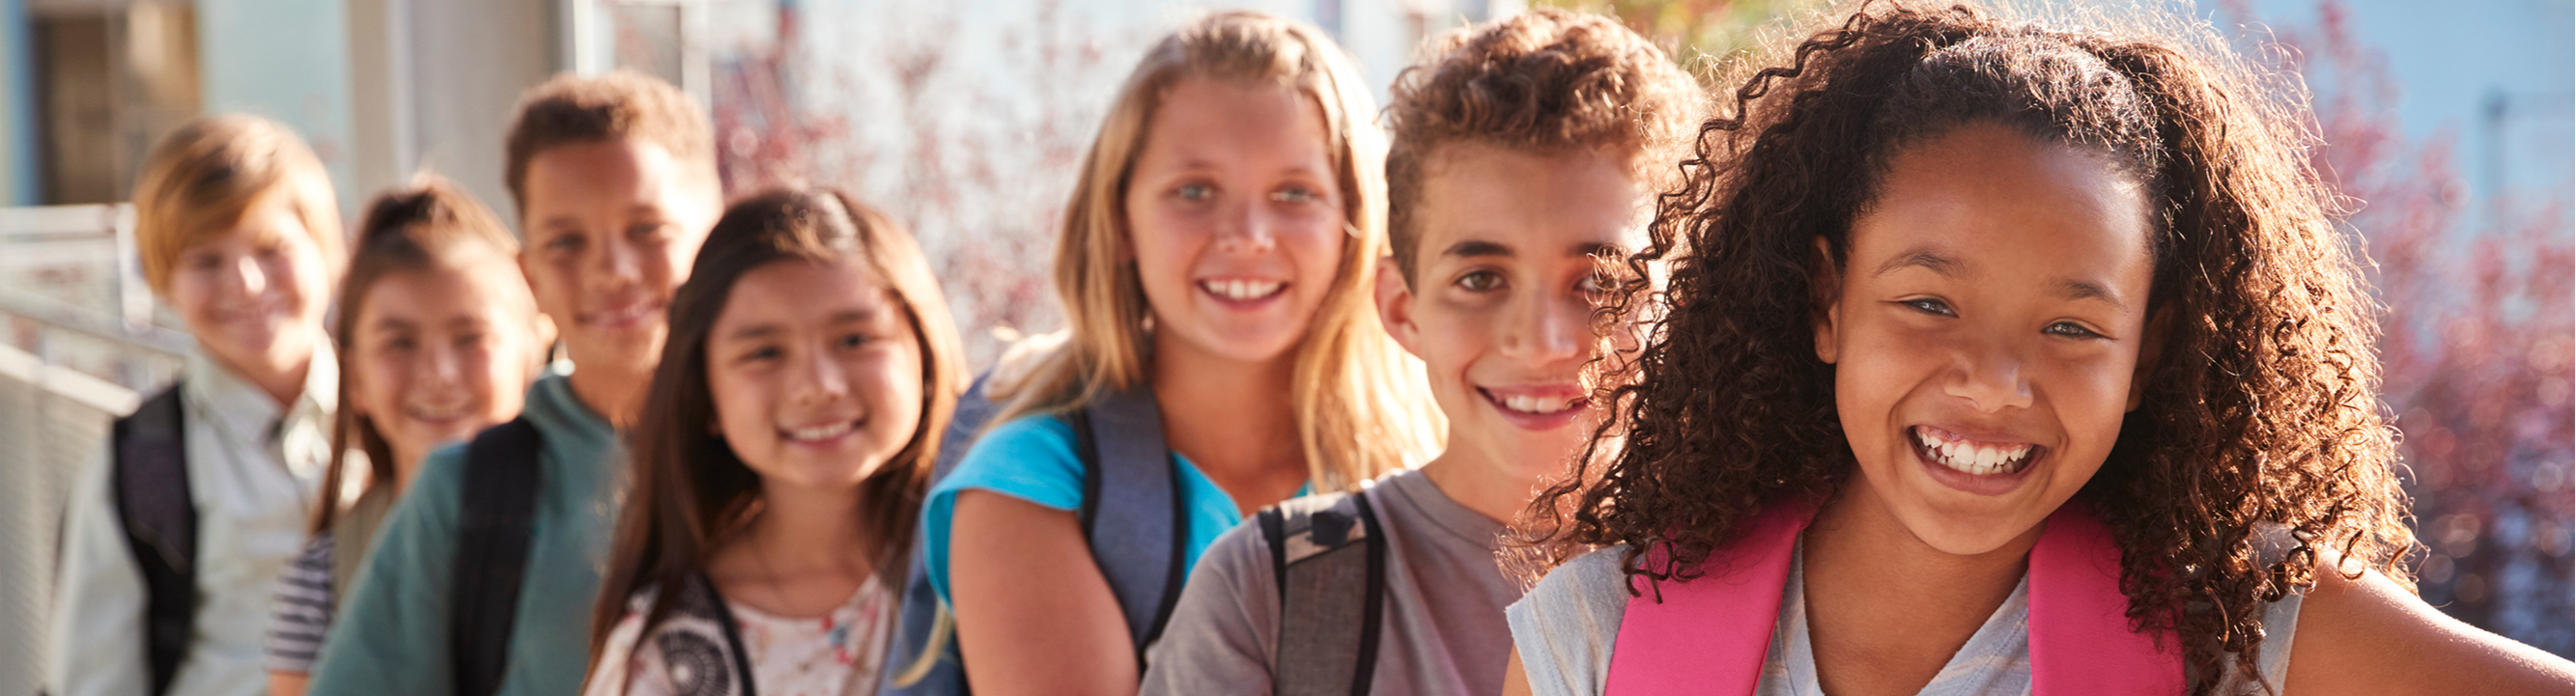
[306,365,619,696]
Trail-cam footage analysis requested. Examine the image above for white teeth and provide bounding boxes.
[405,403,470,421]
[1203,280,1284,301]
[1497,394,1576,415]
[786,421,854,442]
[1914,428,2034,476]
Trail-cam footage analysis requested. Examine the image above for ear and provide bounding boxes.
[2126,306,2171,412]
[1810,236,1844,365]
[1373,257,1426,359]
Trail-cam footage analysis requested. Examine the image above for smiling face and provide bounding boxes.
[351,259,544,478]
[519,138,721,383]
[1380,143,1648,479]
[1814,121,2160,555]
[164,193,333,385]
[706,259,925,491]
[1123,76,1349,367]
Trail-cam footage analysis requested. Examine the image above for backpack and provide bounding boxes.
[448,418,544,696]
[1255,489,1389,696]
[880,376,1187,696]
[110,384,192,696]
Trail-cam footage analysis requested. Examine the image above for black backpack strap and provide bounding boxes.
[882,372,1001,696]
[112,384,192,696]
[1070,383,1186,664]
[1262,490,1388,696]
[449,418,544,696]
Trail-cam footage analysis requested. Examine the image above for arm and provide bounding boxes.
[1139,523,1277,696]
[302,448,468,696]
[2282,556,2576,695]
[1504,649,1537,696]
[267,673,309,696]
[948,490,1140,696]
[45,452,152,696]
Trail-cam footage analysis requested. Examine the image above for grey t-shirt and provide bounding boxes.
[1143,467,1522,696]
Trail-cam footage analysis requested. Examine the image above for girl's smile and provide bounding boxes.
[1816,121,2158,556]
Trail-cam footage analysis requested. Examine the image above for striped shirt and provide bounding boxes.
[267,531,338,673]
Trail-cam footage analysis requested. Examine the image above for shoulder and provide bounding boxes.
[2279,544,2576,695]
[932,413,1083,508]
[1508,546,1631,696]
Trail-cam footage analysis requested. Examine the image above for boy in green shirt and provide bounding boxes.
[306,71,722,696]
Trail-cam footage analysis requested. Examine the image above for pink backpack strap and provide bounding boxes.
[2026,505,2184,694]
[1603,501,1814,696]
[1603,502,2182,696]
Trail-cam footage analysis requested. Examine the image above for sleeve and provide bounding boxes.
[265,533,337,674]
[44,447,153,696]
[919,415,1085,604]
[1139,520,1279,696]
[1505,548,1632,696]
[579,608,653,696]
[302,441,470,696]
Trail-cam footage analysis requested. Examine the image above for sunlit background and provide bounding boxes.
[0,0,2566,691]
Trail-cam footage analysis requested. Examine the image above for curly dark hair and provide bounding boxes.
[1383,7,1708,281]
[1520,1,2416,692]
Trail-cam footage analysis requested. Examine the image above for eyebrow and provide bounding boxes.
[718,307,885,343]
[1442,239,1513,259]
[1875,248,1967,279]
[2052,278,2128,311]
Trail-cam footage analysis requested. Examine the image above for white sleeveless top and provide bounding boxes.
[1507,540,2304,696]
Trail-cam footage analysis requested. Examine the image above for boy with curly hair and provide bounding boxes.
[1140,10,1705,695]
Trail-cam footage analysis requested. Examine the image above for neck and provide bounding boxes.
[1798,478,2034,695]
[565,362,646,429]
[1418,442,1562,524]
[208,341,313,409]
[747,482,874,576]
[1150,331,1307,506]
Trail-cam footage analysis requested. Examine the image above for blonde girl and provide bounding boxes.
[887,10,1439,696]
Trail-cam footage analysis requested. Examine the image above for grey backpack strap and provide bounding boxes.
[882,372,1002,696]
[1260,490,1388,696]
[1071,384,1186,661]
[112,383,192,696]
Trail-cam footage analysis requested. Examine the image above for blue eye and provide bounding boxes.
[1175,183,1214,202]
[1270,186,1319,205]
[2044,321,2104,339]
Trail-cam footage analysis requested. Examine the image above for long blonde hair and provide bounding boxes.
[992,10,1440,490]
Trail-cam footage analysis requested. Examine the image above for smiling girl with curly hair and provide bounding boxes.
[1500,2,2576,695]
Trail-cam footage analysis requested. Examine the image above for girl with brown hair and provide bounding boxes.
[1503,2,2576,694]
[582,187,968,696]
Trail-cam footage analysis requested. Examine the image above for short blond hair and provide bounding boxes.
[132,114,346,293]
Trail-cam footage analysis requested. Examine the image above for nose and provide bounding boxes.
[225,254,269,298]
[792,347,852,407]
[1945,337,2034,412]
[593,234,643,285]
[1213,198,1278,254]
[1499,291,1585,366]
[420,338,465,389]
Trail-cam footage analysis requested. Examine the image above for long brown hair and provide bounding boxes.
[1521,2,2413,692]
[587,186,969,660]
[311,174,534,536]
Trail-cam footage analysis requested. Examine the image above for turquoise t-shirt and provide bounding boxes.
[922,414,1259,604]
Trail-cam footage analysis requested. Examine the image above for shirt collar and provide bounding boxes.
[182,335,338,442]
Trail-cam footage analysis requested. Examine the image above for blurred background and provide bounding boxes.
[0,0,2565,691]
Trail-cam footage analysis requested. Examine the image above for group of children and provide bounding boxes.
[42,3,2576,696]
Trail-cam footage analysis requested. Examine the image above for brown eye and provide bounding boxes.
[1457,270,1504,292]
[2045,320,2104,339]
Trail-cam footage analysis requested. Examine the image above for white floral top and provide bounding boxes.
[585,576,895,696]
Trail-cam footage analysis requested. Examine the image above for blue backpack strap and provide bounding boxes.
[112,383,192,696]
[449,418,544,696]
[882,372,1001,696]
[1071,383,1185,664]
[1259,490,1388,696]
